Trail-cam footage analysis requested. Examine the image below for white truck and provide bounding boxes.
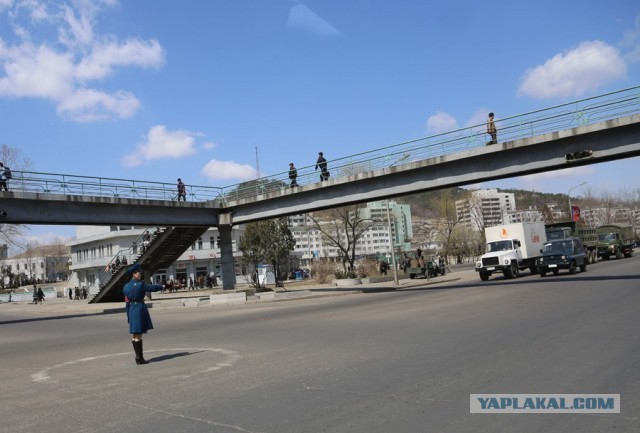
[475,221,547,281]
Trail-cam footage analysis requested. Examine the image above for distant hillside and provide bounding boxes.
[395,187,567,216]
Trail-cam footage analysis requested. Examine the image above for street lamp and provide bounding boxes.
[568,182,587,221]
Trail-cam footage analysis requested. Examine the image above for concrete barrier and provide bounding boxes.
[254,292,276,301]
[210,292,246,306]
[333,278,362,287]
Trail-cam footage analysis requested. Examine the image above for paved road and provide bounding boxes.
[1,258,638,433]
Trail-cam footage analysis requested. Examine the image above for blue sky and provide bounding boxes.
[1,0,640,246]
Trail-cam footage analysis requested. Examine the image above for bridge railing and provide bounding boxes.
[6,171,224,202]
[4,85,640,205]
[217,85,640,202]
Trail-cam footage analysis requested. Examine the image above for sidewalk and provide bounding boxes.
[0,269,477,317]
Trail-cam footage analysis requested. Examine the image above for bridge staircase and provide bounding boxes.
[88,226,210,303]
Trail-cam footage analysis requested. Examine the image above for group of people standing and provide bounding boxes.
[68,286,87,300]
[288,151,330,188]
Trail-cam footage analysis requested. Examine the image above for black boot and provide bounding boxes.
[132,340,149,365]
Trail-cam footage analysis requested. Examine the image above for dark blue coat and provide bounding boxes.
[123,278,163,334]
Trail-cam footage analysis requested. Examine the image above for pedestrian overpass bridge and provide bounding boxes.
[2,86,640,300]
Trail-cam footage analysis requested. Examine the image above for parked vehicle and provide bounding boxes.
[475,222,546,281]
[545,221,598,264]
[596,224,634,260]
[537,237,587,277]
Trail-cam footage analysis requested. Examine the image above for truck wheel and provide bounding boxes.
[624,251,632,258]
[552,269,559,275]
[603,254,610,260]
[529,265,538,275]
[615,248,623,259]
[540,270,546,277]
[479,271,490,281]
[409,273,415,279]
[509,262,519,279]
[569,261,577,274]
[580,261,587,272]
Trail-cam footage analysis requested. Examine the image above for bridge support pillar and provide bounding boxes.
[219,214,236,291]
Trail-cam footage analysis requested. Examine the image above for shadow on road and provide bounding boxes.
[147,350,205,363]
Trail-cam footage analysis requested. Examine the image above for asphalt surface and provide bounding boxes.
[1,260,638,433]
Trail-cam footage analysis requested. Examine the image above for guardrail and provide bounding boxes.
[4,85,640,205]
[217,85,640,202]
[5,171,223,202]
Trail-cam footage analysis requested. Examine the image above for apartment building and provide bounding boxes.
[288,200,413,265]
[456,189,515,231]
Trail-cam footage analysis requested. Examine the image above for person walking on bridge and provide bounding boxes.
[123,264,164,365]
[0,162,10,191]
[177,178,186,201]
[486,112,497,145]
[288,163,298,188]
[315,152,329,181]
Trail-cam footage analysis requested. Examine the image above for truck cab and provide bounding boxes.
[476,238,523,280]
[475,222,546,282]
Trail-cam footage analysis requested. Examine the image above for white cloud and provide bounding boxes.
[426,111,459,135]
[518,40,627,99]
[202,141,218,150]
[201,159,258,181]
[0,43,75,99]
[0,0,165,121]
[122,125,198,167]
[0,0,14,13]
[75,38,164,81]
[57,88,140,121]
[287,3,341,37]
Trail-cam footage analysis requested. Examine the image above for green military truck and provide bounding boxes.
[596,224,634,260]
[545,221,599,264]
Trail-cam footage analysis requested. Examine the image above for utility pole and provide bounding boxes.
[255,145,260,179]
[385,200,399,286]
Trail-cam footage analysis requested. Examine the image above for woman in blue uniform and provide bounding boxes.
[123,264,164,364]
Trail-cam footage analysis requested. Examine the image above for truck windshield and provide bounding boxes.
[487,240,513,252]
[598,233,617,241]
[542,241,573,254]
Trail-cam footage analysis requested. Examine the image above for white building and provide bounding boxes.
[1,244,70,287]
[507,207,543,224]
[67,225,244,289]
[456,189,516,231]
[288,200,413,265]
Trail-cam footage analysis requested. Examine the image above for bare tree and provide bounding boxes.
[308,205,378,274]
[0,144,34,251]
[429,189,461,264]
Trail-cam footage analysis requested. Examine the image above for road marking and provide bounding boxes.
[31,347,241,382]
